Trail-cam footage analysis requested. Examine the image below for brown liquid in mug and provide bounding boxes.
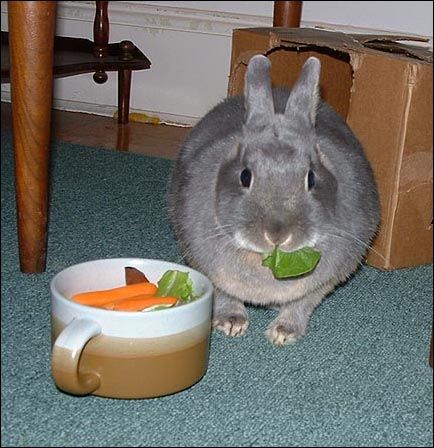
[52,318,210,399]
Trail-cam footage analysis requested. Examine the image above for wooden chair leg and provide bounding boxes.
[116,123,130,151]
[273,1,303,27]
[93,1,109,58]
[92,1,109,85]
[118,68,132,124]
[8,1,56,273]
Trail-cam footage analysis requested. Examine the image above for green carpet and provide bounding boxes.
[1,133,432,447]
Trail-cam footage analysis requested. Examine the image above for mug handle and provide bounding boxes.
[51,318,102,395]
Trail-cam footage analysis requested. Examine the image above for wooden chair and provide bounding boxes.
[2,1,150,273]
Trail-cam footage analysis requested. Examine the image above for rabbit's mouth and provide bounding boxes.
[233,229,320,255]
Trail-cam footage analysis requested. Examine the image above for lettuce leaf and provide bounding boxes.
[262,247,321,279]
[157,270,196,302]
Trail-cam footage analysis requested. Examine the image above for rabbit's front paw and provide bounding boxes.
[265,323,302,346]
[212,314,249,337]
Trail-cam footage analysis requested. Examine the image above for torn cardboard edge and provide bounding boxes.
[229,28,432,96]
[277,29,430,59]
[266,28,431,62]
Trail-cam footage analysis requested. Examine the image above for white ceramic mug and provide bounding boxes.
[50,258,213,399]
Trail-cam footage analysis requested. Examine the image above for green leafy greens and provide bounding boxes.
[262,247,321,279]
[156,270,196,302]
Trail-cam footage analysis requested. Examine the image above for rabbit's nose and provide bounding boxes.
[264,224,292,246]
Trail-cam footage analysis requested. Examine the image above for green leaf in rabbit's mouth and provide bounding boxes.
[262,247,321,279]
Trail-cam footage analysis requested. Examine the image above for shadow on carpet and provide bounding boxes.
[1,134,433,447]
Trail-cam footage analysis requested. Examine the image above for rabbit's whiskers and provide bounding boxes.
[323,228,385,262]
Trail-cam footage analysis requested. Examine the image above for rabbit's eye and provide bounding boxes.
[240,168,252,188]
[306,169,315,190]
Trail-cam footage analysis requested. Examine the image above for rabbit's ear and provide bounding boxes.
[285,57,321,125]
[244,55,274,127]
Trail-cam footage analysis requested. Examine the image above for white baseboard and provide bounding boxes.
[0,92,198,126]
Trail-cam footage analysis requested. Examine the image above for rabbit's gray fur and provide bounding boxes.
[167,56,380,345]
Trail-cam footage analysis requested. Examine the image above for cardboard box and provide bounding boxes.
[228,28,433,270]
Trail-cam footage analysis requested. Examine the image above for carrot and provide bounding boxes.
[103,295,179,312]
[72,282,158,307]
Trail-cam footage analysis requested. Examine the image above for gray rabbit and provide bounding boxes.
[167,55,380,345]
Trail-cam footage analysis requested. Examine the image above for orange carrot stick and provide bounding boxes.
[104,295,179,312]
[72,282,158,306]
